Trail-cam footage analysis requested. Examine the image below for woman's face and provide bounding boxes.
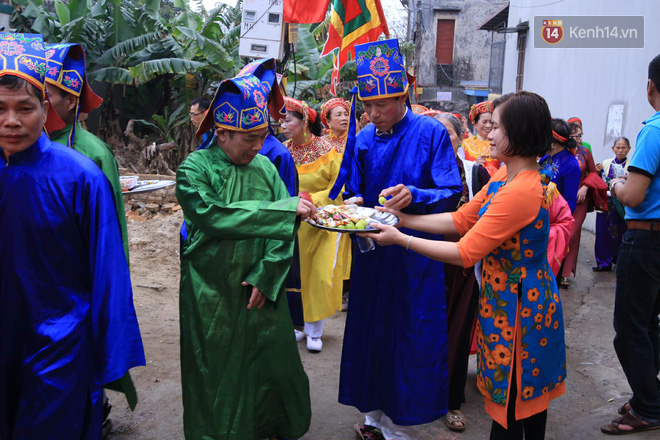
[281,112,304,140]
[487,107,509,161]
[570,127,583,147]
[612,139,631,161]
[327,106,349,134]
[475,111,492,139]
[439,118,461,154]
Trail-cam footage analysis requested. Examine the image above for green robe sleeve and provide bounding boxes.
[176,155,300,242]
[244,174,299,301]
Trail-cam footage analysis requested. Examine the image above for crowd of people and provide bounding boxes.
[1,31,659,440]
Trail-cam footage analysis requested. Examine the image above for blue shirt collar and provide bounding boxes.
[643,110,660,125]
[2,132,50,167]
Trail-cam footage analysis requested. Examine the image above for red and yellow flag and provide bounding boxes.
[321,0,389,95]
[283,0,330,24]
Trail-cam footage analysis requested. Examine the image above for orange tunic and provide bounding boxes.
[462,135,501,176]
[452,167,566,429]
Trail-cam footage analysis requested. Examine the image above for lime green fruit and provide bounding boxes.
[378,196,387,205]
[355,222,366,230]
[337,225,345,229]
[345,223,356,230]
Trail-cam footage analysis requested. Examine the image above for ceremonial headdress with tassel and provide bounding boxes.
[0,33,65,132]
[45,43,103,147]
[321,98,350,129]
[196,59,282,137]
[468,101,493,125]
[354,38,410,102]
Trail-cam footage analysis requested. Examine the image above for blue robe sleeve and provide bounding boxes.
[345,129,370,200]
[560,156,581,213]
[406,126,462,214]
[82,173,146,384]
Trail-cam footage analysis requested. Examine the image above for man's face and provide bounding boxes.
[190,104,206,129]
[0,85,48,159]
[361,96,405,132]
[216,126,268,165]
[46,83,75,125]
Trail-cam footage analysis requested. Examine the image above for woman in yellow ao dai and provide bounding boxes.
[282,97,351,352]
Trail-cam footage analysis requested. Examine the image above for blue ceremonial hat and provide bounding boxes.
[45,43,103,112]
[354,38,409,101]
[0,32,65,132]
[197,61,283,136]
[237,58,285,121]
[44,43,103,147]
[0,33,48,94]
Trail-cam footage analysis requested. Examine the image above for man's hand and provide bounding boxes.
[296,198,316,220]
[242,281,266,310]
[344,196,364,206]
[380,184,412,211]
[576,185,588,204]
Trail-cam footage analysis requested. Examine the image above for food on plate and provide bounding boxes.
[120,176,139,192]
[378,196,387,205]
[307,204,378,231]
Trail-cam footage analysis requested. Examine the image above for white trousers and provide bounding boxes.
[303,319,324,338]
[365,410,420,440]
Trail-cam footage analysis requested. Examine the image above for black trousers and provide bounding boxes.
[613,229,660,421]
[489,344,547,439]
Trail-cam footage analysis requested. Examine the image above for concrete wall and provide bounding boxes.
[501,0,659,232]
[502,0,659,165]
[416,0,508,86]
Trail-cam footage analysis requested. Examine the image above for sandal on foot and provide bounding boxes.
[446,410,466,432]
[618,402,631,415]
[601,410,660,435]
[354,423,385,440]
[559,277,570,289]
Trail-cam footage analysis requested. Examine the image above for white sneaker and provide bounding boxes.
[306,336,322,352]
[294,329,305,342]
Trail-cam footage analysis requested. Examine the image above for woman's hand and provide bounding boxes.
[359,223,405,246]
[476,155,487,166]
[576,185,588,203]
[595,162,603,172]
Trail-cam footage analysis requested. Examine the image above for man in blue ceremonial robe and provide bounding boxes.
[338,39,463,439]
[0,33,145,439]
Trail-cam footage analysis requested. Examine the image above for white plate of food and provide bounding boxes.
[121,179,176,194]
[305,204,399,233]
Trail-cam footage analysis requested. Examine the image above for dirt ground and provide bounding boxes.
[107,213,659,439]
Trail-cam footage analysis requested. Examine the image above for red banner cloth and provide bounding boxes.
[283,0,330,24]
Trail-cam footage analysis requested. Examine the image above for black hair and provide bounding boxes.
[613,136,631,148]
[551,118,577,150]
[491,91,552,158]
[288,110,324,137]
[474,111,489,125]
[0,75,43,103]
[191,96,210,111]
[649,53,660,90]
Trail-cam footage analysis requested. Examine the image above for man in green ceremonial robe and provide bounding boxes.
[45,43,128,256]
[176,61,315,439]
